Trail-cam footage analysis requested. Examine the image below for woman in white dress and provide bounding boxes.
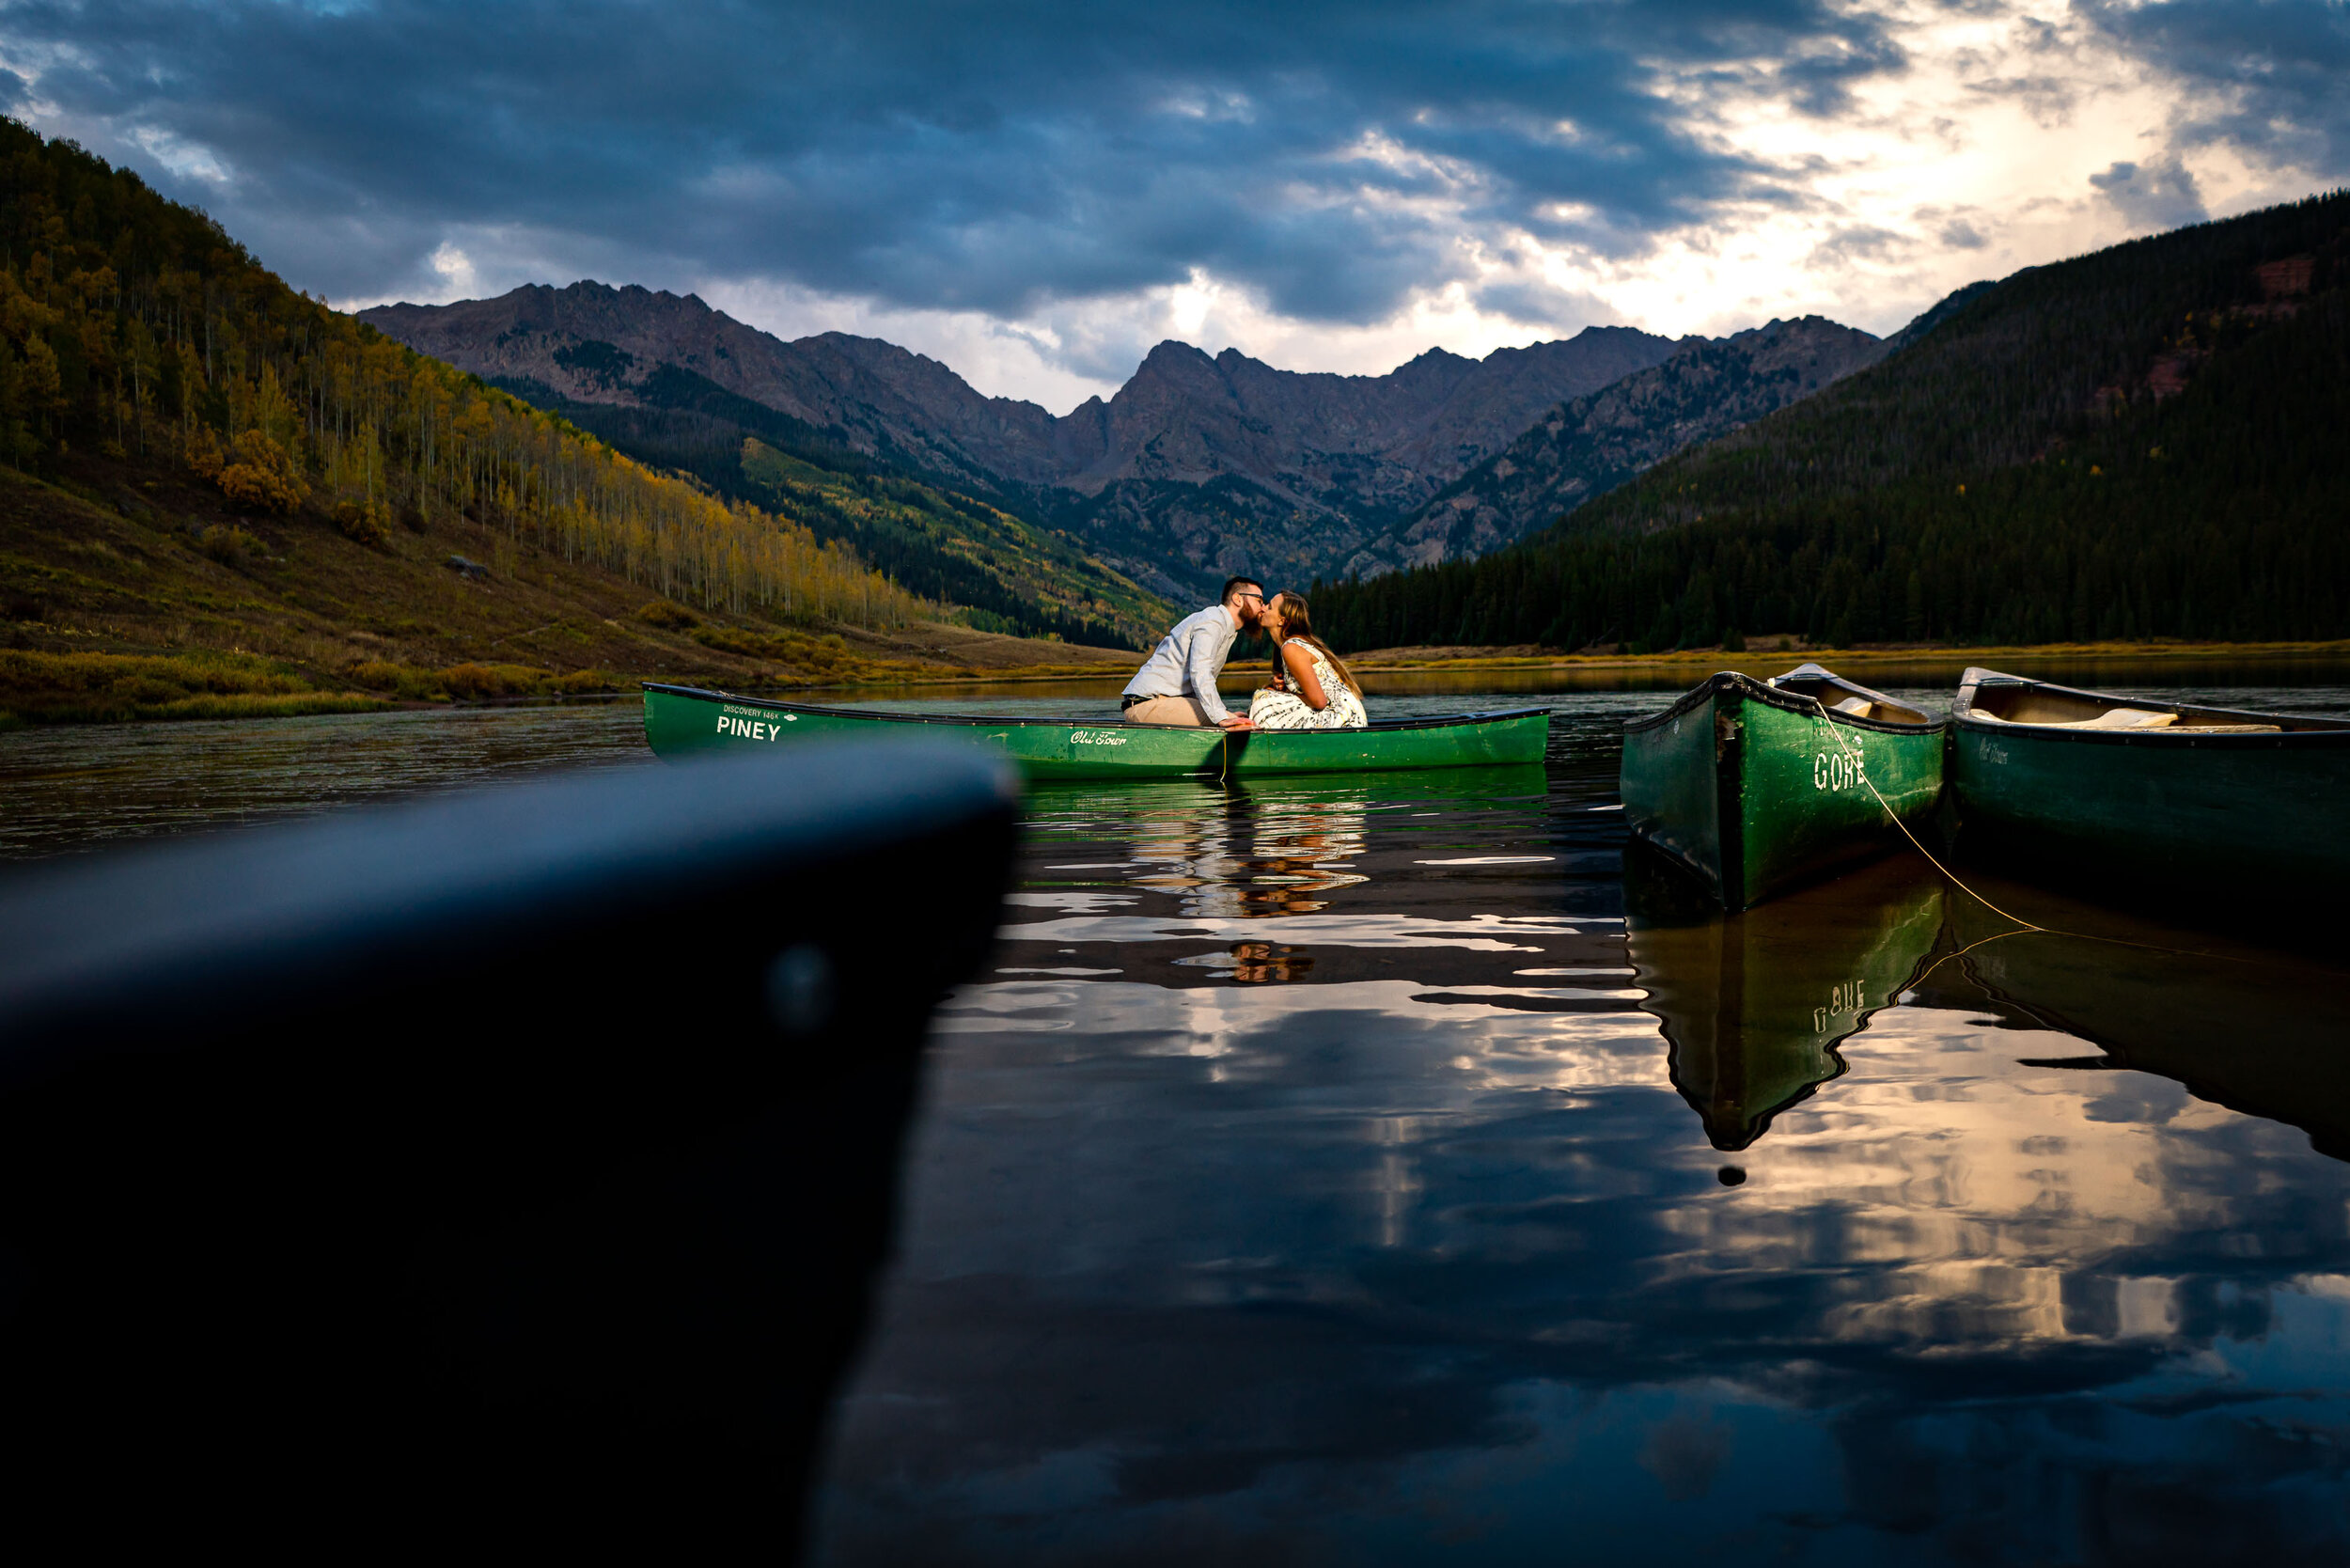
[1246,592,1369,729]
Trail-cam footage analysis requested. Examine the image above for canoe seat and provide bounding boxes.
[1983,707,2176,729]
[1982,708,2282,733]
[1831,696,1874,718]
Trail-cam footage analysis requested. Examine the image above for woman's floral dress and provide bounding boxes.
[1247,641,1368,729]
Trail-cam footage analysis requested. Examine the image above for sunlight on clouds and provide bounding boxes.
[842,0,2333,403]
[700,2,2341,407]
[428,243,476,295]
[121,0,2337,410]
[128,126,232,186]
[1422,0,2326,347]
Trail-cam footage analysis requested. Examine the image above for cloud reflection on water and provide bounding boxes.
[818,729,2350,1563]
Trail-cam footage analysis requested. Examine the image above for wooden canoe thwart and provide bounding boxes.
[642,683,1552,779]
[1620,664,1946,911]
[1947,666,2350,901]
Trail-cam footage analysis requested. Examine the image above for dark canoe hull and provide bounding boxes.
[1947,668,2350,901]
[0,745,1015,1546]
[642,683,1551,779]
[1620,671,1945,911]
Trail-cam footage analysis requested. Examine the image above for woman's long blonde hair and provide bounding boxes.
[1269,593,1363,698]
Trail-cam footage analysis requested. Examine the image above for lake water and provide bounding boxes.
[4,679,2346,1562]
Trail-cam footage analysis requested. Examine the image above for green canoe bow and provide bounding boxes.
[642,683,1551,779]
[1620,665,1946,910]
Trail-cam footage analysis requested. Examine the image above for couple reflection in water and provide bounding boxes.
[1108,779,1371,980]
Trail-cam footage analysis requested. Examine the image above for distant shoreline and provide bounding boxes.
[7,637,2346,729]
[1334,639,2350,676]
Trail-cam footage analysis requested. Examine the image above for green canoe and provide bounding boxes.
[1628,852,1947,1151]
[642,683,1551,779]
[1620,664,1945,910]
[1947,666,2350,902]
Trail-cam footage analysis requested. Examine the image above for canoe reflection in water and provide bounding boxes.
[1626,846,1947,1151]
[1629,842,2350,1168]
[1913,875,2350,1163]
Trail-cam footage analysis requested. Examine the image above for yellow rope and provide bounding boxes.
[1794,691,2047,933]
[1793,691,2252,965]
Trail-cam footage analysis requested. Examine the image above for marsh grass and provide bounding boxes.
[0,649,390,723]
[0,648,636,722]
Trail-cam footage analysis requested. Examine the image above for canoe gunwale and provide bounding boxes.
[642,682,1551,734]
[1621,670,1943,738]
[1952,666,2350,746]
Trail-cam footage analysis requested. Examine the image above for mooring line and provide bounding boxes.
[1794,691,2048,934]
[1793,692,2251,965]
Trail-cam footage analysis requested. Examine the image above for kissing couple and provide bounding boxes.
[1119,576,1368,731]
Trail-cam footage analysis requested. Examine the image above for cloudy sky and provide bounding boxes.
[3,1,2342,409]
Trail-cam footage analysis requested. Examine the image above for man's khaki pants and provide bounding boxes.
[1123,695,1218,726]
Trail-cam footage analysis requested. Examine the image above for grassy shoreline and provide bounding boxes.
[7,638,2345,729]
[1338,638,2350,674]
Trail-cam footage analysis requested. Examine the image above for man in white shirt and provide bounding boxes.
[1120,576,1270,729]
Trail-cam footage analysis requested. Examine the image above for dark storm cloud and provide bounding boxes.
[1,0,1914,319]
[1474,275,1610,327]
[2090,157,2208,232]
[2088,0,2350,171]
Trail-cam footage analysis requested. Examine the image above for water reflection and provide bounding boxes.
[1104,779,1375,920]
[5,698,2345,1560]
[1628,849,1947,1151]
[820,726,2350,1565]
[1918,878,2350,1165]
[0,703,649,857]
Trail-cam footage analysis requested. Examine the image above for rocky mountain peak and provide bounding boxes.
[361,283,1866,594]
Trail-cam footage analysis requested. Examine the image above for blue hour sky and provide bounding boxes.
[3,1,2342,407]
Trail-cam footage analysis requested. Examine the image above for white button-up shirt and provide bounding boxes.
[1121,604,1241,723]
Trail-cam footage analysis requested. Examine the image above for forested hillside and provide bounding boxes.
[0,121,928,631]
[1315,192,2350,651]
[492,365,1166,647]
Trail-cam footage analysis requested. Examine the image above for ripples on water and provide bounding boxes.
[0,702,651,857]
[3,684,2346,1562]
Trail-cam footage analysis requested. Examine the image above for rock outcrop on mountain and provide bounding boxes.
[361,283,1687,593]
[1351,317,1885,575]
[1042,329,1677,590]
[360,285,1073,494]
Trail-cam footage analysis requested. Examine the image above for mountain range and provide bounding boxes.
[360,289,1889,596]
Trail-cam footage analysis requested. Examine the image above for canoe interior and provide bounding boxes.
[1762,661,1933,727]
[1955,666,2350,735]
